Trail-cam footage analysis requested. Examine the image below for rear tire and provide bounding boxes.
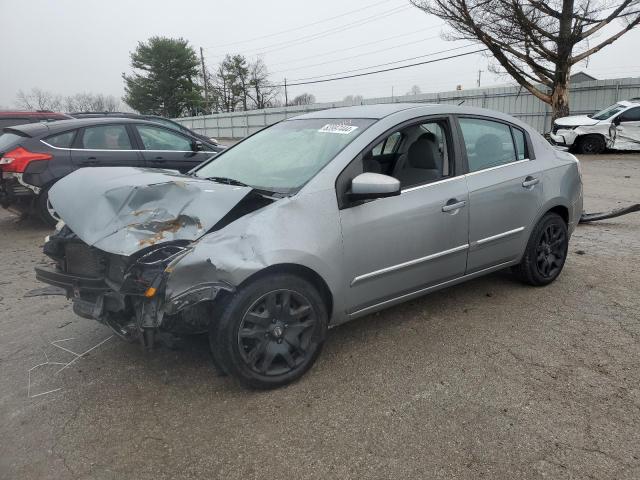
[577,134,605,154]
[36,187,59,228]
[210,273,328,389]
[514,212,568,286]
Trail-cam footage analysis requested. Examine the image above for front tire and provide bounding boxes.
[577,134,605,154]
[36,187,60,228]
[211,273,328,389]
[514,212,568,286]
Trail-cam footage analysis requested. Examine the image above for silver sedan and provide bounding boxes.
[37,104,583,389]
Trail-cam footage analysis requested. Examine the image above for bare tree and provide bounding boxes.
[211,55,247,112]
[343,94,364,105]
[64,93,120,112]
[411,0,640,120]
[15,88,62,111]
[291,93,316,105]
[407,85,422,95]
[247,59,280,109]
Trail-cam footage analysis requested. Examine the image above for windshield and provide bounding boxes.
[194,118,374,193]
[592,103,626,120]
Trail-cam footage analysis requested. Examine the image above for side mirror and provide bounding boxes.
[192,140,204,151]
[613,116,622,126]
[348,173,401,202]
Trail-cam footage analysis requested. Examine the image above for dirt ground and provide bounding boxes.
[1,153,639,480]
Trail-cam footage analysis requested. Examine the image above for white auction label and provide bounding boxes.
[318,124,359,134]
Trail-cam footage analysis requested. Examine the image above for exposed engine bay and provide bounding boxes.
[36,226,233,348]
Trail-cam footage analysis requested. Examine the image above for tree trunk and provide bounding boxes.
[551,82,570,123]
[551,60,571,123]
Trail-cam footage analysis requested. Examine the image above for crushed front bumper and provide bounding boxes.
[35,230,235,348]
[549,130,577,147]
[0,173,37,211]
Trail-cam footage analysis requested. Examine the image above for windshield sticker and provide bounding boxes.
[318,124,359,135]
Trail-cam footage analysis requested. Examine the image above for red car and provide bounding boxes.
[0,111,73,129]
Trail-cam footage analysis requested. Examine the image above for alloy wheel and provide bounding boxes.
[535,223,567,278]
[237,289,317,376]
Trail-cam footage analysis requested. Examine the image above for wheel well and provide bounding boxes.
[547,205,569,225]
[241,264,334,316]
[577,133,605,143]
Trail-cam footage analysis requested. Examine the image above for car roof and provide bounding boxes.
[3,117,185,137]
[288,103,534,128]
[0,110,71,118]
[290,103,425,120]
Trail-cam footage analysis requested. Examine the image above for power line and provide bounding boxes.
[269,48,489,87]
[204,5,411,59]
[287,44,481,82]
[267,25,444,68]
[269,34,444,76]
[202,0,397,49]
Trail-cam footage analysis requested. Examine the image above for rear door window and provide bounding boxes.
[45,131,76,148]
[81,125,132,150]
[458,118,518,172]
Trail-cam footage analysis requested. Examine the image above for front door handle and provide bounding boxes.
[151,157,166,162]
[522,176,539,188]
[442,199,466,212]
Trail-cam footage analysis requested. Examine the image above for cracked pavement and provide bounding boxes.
[0,153,639,479]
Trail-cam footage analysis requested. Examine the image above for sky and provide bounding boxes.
[1,0,639,110]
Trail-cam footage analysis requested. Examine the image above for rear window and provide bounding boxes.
[0,132,24,152]
[45,131,76,148]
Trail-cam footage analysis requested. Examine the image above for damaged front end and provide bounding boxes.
[32,167,276,348]
[36,226,234,348]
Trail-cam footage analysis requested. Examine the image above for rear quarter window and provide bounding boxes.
[45,131,77,148]
[0,132,24,151]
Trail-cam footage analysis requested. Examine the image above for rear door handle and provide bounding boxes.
[442,199,466,212]
[80,157,98,165]
[151,157,166,162]
[522,176,539,188]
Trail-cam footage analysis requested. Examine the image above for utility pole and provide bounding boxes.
[200,47,209,113]
[477,69,483,88]
[284,78,288,106]
[391,86,394,101]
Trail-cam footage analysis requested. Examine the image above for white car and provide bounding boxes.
[550,99,640,154]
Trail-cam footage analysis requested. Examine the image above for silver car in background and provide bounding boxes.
[36,104,583,389]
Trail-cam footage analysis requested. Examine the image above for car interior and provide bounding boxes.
[363,121,451,189]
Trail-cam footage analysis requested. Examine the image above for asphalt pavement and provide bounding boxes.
[1,152,639,479]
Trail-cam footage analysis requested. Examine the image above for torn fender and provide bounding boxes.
[49,167,252,256]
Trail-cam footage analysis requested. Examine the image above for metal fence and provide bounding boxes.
[174,76,640,139]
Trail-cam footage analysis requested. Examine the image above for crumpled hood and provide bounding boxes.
[554,115,600,127]
[49,167,252,256]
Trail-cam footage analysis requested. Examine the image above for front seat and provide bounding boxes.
[394,133,441,188]
[362,151,382,173]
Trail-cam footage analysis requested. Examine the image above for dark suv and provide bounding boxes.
[0,118,222,226]
[0,111,73,128]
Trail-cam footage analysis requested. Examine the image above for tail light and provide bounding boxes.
[0,147,52,173]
